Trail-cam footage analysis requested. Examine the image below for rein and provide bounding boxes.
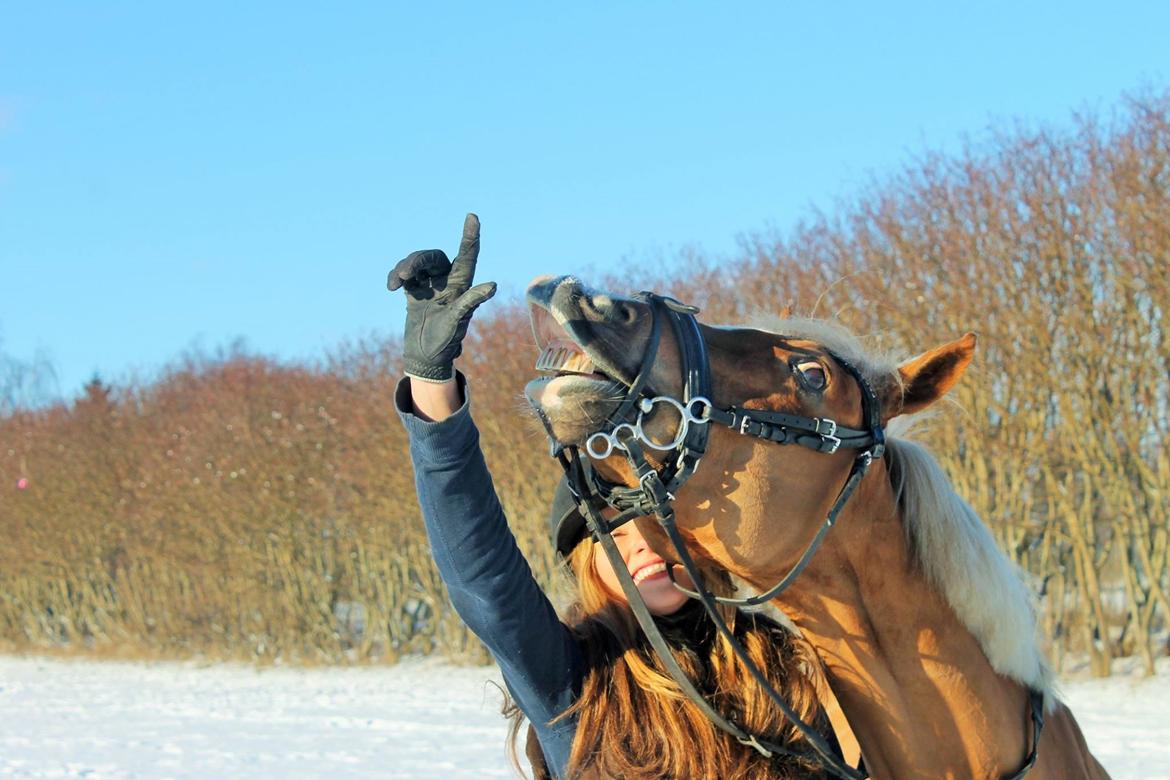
[554,291,1046,780]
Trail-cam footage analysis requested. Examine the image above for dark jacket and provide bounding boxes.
[395,376,581,777]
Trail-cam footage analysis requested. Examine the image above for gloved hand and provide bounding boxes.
[387,213,497,382]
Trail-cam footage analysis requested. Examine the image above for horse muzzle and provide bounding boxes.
[524,276,656,446]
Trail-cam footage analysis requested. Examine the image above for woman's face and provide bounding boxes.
[593,519,692,616]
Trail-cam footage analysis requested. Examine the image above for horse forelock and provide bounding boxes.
[735,313,901,389]
[885,417,1057,704]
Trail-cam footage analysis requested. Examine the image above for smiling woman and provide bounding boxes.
[562,498,694,616]
[390,217,847,779]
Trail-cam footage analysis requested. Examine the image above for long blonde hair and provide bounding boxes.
[507,538,831,779]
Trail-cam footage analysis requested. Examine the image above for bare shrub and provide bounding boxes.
[1,92,1166,673]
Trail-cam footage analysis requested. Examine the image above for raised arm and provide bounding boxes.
[388,215,580,775]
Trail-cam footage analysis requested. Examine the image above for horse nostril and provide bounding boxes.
[602,299,637,325]
[578,289,638,325]
[585,293,615,319]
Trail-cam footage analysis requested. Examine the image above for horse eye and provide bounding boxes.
[795,360,827,391]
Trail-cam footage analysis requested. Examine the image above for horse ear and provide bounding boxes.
[888,332,977,418]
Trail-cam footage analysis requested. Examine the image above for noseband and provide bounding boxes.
[556,292,1045,780]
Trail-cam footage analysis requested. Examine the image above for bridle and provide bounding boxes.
[554,291,1045,780]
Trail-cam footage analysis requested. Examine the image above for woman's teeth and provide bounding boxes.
[633,562,668,585]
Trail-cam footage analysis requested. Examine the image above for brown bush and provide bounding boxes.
[1,91,1167,674]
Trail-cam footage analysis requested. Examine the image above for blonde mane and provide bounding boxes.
[741,314,1055,700]
[885,423,1055,700]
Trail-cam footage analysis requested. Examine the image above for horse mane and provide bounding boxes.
[743,313,1056,700]
[885,423,1055,700]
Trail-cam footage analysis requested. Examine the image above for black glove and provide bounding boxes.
[388,213,497,382]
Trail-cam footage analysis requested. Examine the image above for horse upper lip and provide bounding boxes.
[527,301,630,384]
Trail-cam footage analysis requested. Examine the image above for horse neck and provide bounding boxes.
[771,464,1033,780]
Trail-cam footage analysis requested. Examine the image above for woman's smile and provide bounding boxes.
[594,522,693,615]
[631,561,669,585]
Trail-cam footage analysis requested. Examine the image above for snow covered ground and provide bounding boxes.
[1,654,1167,779]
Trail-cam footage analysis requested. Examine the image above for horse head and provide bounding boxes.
[524,273,975,587]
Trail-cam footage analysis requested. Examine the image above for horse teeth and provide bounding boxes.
[536,345,557,371]
[534,343,597,375]
[567,353,594,374]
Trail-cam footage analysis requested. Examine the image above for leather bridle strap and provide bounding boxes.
[1004,689,1046,780]
[702,406,873,454]
[558,448,847,774]
[666,444,881,607]
[601,291,668,432]
[558,296,867,779]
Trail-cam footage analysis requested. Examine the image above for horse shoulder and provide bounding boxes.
[1035,702,1112,779]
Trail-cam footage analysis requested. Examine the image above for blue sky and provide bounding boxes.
[1,2,1167,400]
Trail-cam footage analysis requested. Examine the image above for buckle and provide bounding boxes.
[735,733,774,759]
[674,450,702,473]
[639,470,674,503]
[822,435,841,454]
[814,417,838,437]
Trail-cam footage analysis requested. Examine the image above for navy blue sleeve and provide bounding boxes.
[394,375,581,777]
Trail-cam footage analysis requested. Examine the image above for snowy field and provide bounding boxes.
[1,655,1168,779]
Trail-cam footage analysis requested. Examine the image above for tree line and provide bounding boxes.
[1,92,1166,675]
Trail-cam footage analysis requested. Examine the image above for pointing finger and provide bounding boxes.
[447,213,481,291]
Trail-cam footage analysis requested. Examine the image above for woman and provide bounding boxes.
[390,215,835,779]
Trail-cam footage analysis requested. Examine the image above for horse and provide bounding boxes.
[523,274,1110,780]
